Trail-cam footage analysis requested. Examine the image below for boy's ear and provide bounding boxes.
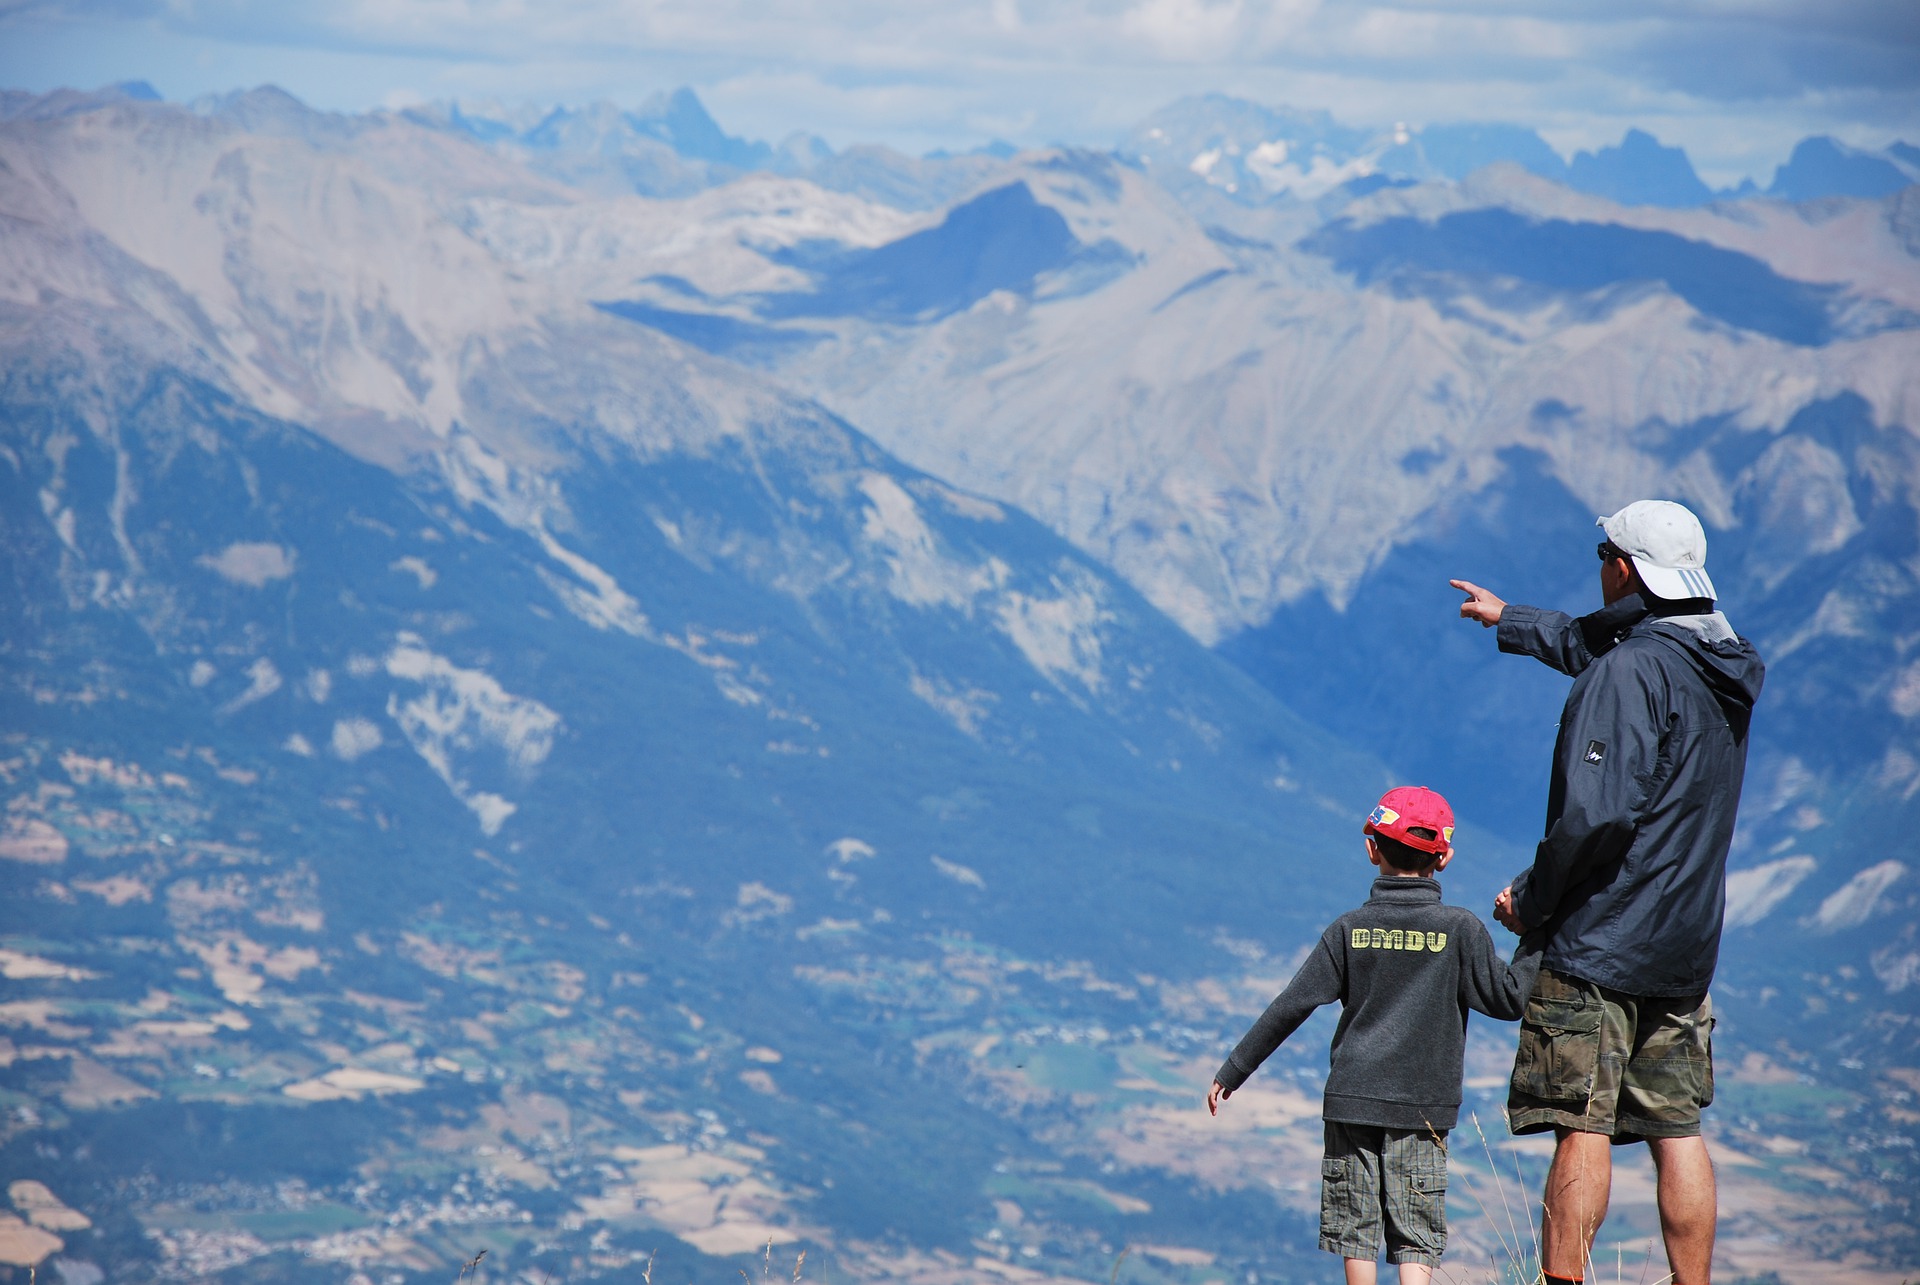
[1365,836,1383,868]
[1432,846,1454,873]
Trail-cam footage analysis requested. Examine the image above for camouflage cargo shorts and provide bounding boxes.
[1508,966,1714,1141]
[1318,1121,1449,1265]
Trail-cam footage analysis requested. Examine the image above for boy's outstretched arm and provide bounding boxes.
[1209,930,1344,1107]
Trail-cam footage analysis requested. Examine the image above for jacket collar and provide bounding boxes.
[1369,876,1442,902]
[1579,592,1737,661]
[1577,593,1652,659]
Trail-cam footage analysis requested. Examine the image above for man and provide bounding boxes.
[1450,500,1765,1285]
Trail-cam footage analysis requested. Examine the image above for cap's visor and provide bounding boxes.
[1633,560,1716,601]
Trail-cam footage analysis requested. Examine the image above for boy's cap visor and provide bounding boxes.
[1364,785,1455,855]
[1598,500,1716,602]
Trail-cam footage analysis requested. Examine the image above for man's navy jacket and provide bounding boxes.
[1499,593,1765,998]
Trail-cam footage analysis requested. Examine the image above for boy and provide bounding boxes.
[1207,786,1540,1285]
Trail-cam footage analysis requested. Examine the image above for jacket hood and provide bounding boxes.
[1642,611,1766,734]
[1578,594,1765,728]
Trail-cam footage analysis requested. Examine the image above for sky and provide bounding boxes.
[1,1,1916,186]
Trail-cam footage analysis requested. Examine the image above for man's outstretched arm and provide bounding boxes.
[1451,578,1594,677]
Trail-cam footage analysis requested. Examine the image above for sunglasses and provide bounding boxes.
[1597,541,1631,563]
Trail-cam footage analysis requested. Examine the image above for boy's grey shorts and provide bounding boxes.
[1319,1120,1449,1265]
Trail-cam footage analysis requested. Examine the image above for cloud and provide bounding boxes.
[1,0,1911,178]
[1619,4,1920,101]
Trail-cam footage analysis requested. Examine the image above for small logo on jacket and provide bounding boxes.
[1584,740,1606,764]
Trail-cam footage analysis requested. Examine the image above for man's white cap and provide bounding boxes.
[1597,500,1716,602]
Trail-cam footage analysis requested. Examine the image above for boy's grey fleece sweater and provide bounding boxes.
[1214,877,1541,1131]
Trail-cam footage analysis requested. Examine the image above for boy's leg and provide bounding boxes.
[1320,1122,1385,1266]
[1343,1259,1377,1285]
[1379,1127,1447,1276]
[1394,1264,1432,1285]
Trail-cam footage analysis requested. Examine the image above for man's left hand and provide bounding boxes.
[1493,885,1526,933]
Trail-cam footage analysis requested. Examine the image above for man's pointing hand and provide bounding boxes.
[1451,579,1506,627]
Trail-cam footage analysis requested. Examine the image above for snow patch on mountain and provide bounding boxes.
[995,567,1112,694]
[390,556,436,589]
[858,472,1006,609]
[1244,144,1376,200]
[908,670,997,736]
[218,658,284,716]
[1810,860,1907,932]
[1725,856,1817,929]
[199,542,296,587]
[824,838,874,864]
[383,632,562,834]
[1872,944,1920,994]
[931,855,985,889]
[439,429,655,638]
[465,177,916,301]
[1889,660,1920,718]
[330,718,383,761]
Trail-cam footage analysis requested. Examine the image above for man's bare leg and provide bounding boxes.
[1647,1136,1716,1284]
[1343,1257,1376,1285]
[1542,1129,1612,1279]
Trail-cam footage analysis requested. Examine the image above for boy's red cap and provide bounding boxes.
[1364,786,1455,855]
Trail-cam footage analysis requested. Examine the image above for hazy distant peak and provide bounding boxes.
[1769,136,1916,203]
[0,80,164,122]
[1567,127,1714,209]
[925,139,1020,161]
[626,86,773,169]
[1412,122,1568,183]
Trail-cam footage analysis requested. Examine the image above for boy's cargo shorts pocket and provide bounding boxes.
[1382,1139,1448,1263]
[1511,981,1604,1104]
[1319,1157,1357,1246]
[1319,1157,1350,1207]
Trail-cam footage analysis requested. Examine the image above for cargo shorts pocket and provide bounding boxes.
[1399,1170,1448,1254]
[1702,1015,1716,1108]
[1320,1157,1357,1243]
[1511,988,1604,1104]
[1624,1005,1715,1127]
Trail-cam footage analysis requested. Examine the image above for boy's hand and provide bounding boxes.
[1451,579,1506,627]
[1493,885,1526,933]
[1207,1080,1231,1116]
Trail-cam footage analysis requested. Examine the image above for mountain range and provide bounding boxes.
[0,82,1916,1284]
